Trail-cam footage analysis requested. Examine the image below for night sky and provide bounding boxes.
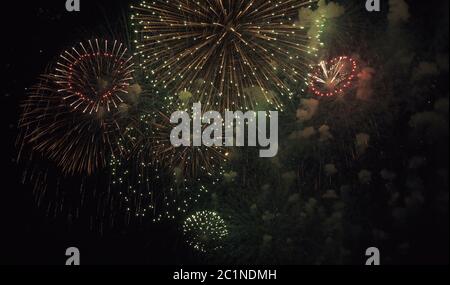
[0,0,448,266]
[1,0,190,265]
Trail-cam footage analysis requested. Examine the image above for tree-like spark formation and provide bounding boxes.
[131,0,323,111]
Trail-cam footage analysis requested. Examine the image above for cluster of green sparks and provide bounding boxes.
[183,210,229,253]
[110,113,225,222]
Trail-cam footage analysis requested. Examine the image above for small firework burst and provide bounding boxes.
[131,0,324,111]
[308,56,358,97]
[54,39,135,113]
[183,210,229,253]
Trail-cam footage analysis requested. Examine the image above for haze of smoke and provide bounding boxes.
[357,67,376,100]
[318,125,333,142]
[297,98,320,122]
[356,133,371,155]
[412,62,440,81]
[388,0,410,26]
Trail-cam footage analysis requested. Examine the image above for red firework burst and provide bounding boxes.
[54,39,135,113]
[309,56,358,97]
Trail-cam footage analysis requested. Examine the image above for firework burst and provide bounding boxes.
[132,111,227,179]
[18,39,136,175]
[131,0,323,111]
[18,77,121,176]
[54,39,135,113]
[308,56,358,97]
[183,210,229,253]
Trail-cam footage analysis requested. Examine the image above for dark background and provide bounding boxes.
[0,0,448,265]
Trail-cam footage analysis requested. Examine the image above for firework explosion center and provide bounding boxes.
[170,103,279,158]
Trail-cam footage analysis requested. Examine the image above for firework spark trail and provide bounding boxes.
[131,0,322,111]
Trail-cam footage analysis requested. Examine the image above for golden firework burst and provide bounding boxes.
[131,0,323,111]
